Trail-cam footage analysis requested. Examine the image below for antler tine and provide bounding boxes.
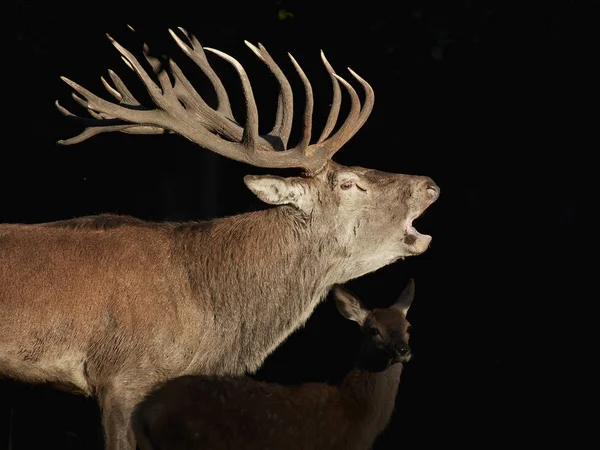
[55,100,166,145]
[103,69,141,105]
[101,76,123,102]
[107,34,176,112]
[316,51,342,144]
[70,93,108,120]
[141,43,174,100]
[59,75,155,125]
[287,53,314,152]
[169,28,234,119]
[245,41,294,151]
[348,68,375,131]
[323,73,361,155]
[307,72,360,159]
[308,55,374,159]
[203,47,260,150]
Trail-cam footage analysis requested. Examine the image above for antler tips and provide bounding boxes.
[346,67,363,80]
[203,47,229,61]
[320,50,334,70]
[54,100,70,116]
[59,76,77,89]
[244,40,264,59]
[106,33,114,42]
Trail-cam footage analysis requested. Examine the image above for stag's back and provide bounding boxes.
[0,215,201,392]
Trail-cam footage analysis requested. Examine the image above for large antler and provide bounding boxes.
[56,27,374,175]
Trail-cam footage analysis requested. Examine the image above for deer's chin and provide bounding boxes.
[393,354,412,364]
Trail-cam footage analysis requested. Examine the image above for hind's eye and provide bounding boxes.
[340,180,354,190]
[406,326,412,333]
[369,327,380,337]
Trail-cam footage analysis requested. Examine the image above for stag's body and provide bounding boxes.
[0,27,438,450]
[132,280,416,450]
[0,209,335,385]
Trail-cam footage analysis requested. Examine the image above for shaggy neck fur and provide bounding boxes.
[175,205,352,375]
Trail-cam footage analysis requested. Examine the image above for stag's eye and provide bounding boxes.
[340,180,354,190]
[406,326,412,334]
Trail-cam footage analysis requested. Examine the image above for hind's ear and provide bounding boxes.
[393,278,415,315]
[332,285,368,325]
[244,175,310,213]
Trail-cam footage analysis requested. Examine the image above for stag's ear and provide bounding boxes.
[244,175,309,212]
[393,278,415,315]
[332,285,369,325]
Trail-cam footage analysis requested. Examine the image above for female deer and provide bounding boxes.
[132,279,417,450]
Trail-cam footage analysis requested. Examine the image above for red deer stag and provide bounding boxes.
[0,27,439,450]
[132,278,417,450]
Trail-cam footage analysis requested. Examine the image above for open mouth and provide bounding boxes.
[403,185,438,251]
[407,215,431,241]
[405,211,432,244]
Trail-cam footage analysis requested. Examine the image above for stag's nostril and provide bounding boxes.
[426,183,440,200]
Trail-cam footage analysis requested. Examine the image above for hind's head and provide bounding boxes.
[333,278,415,371]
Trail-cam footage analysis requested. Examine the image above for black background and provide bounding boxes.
[2,1,591,448]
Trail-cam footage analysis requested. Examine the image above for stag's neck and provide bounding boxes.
[179,206,346,374]
[340,363,404,444]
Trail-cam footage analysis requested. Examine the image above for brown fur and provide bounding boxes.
[131,280,416,450]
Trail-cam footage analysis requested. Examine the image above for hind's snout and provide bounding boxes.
[394,343,412,362]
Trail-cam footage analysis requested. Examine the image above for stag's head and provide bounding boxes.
[56,27,439,272]
[245,163,438,274]
[333,278,415,372]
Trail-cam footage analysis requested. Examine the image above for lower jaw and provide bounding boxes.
[404,232,432,254]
